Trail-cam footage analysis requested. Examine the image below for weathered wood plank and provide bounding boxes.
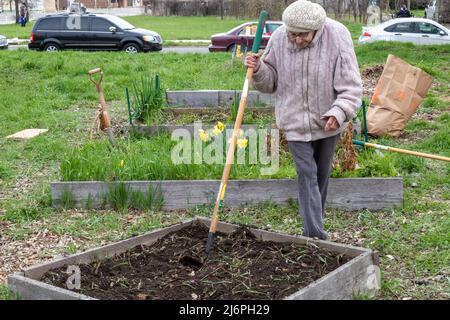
[51,178,403,211]
[166,90,275,108]
[166,90,219,107]
[285,252,378,299]
[167,106,274,114]
[196,218,368,258]
[8,273,96,300]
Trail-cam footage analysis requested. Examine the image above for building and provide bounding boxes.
[50,0,143,11]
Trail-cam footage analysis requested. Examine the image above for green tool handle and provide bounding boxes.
[361,100,368,142]
[252,10,269,53]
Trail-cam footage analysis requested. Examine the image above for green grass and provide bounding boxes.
[123,16,247,40]
[0,41,449,300]
[0,15,364,42]
[0,16,247,40]
[59,132,402,182]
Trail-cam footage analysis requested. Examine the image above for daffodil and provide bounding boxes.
[199,129,209,142]
[217,121,225,132]
[228,130,246,145]
[237,138,248,149]
[212,126,222,136]
[119,160,125,168]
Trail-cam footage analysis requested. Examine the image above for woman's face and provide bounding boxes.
[287,31,316,48]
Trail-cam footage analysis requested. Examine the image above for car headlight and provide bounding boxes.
[143,35,156,42]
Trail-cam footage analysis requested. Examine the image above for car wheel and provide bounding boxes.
[123,43,141,54]
[44,43,60,52]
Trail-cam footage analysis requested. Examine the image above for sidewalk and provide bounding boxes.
[7,38,211,45]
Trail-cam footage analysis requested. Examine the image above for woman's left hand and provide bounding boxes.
[323,116,340,131]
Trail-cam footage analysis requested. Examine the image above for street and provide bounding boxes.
[6,44,210,53]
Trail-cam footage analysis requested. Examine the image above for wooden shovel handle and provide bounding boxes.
[209,67,255,234]
[88,68,102,75]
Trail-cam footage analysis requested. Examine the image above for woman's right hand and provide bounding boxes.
[244,54,261,72]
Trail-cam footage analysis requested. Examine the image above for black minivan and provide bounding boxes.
[28,13,163,53]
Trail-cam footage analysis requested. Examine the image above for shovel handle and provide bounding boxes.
[88,68,102,75]
[207,10,268,239]
[88,68,103,86]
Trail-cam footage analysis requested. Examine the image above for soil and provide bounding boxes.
[41,222,351,300]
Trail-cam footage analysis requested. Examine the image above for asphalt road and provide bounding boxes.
[6,45,210,53]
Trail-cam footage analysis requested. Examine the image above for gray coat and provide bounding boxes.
[252,18,363,141]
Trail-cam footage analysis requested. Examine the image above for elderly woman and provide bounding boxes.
[245,0,362,240]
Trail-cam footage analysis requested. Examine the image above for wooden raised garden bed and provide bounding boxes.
[165,90,275,108]
[8,218,380,300]
[50,178,403,211]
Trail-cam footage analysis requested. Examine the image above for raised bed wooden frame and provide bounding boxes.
[50,178,403,211]
[8,217,380,300]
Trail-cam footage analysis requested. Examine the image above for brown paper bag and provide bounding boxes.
[366,54,433,137]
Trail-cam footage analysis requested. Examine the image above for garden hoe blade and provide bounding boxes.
[205,10,269,255]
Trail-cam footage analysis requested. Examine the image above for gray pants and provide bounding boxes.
[288,134,339,240]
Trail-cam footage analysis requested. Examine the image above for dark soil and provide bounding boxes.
[41,222,351,300]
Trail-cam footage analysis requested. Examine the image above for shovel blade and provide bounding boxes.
[205,232,215,255]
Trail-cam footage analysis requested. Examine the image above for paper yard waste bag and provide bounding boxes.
[366,54,433,137]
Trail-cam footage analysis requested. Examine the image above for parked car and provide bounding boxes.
[28,13,163,53]
[358,17,450,45]
[0,34,8,50]
[209,21,283,52]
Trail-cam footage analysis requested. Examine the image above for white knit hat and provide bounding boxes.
[282,0,327,33]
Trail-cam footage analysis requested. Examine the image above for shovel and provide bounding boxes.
[205,10,269,255]
[88,68,115,147]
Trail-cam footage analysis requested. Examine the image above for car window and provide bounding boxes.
[385,22,416,33]
[63,16,89,31]
[92,18,114,32]
[265,23,281,34]
[37,18,62,30]
[417,22,443,34]
[238,24,256,36]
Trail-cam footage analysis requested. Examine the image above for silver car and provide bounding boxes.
[358,18,450,45]
[0,35,8,50]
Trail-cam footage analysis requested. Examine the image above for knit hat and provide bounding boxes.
[282,0,327,33]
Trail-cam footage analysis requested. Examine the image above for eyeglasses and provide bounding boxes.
[287,31,312,41]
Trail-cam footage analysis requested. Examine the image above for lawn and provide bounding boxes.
[0,16,247,40]
[0,15,364,41]
[0,41,449,300]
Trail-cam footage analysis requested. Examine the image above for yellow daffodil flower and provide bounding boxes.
[213,126,222,136]
[217,121,225,132]
[237,138,248,149]
[119,160,125,168]
[199,129,209,142]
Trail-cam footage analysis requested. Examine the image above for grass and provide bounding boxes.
[0,15,364,42]
[0,39,449,299]
[59,134,296,181]
[0,16,247,40]
[59,131,404,182]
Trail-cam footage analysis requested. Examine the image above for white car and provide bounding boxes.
[0,35,8,50]
[358,17,450,45]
